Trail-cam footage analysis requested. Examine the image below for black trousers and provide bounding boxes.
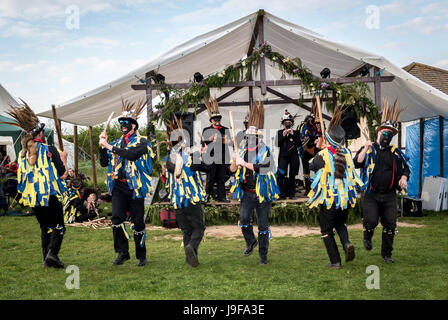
[362,190,398,257]
[277,154,300,197]
[239,191,271,257]
[111,181,146,259]
[175,203,205,253]
[206,164,227,199]
[33,195,65,261]
[318,205,350,264]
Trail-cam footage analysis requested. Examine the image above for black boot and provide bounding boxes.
[112,224,130,265]
[41,228,51,266]
[322,232,342,269]
[335,224,355,262]
[185,244,199,267]
[381,228,395,263]
[44,226,65,269]
[113,252,130,265]
[363,229,374,251]
[241,225,257,256]
[133,230,147,267]
[258,231,269,265]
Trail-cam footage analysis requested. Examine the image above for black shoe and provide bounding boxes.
[113,252,130,265]
[363,239,372,251]
[44,251,64,269]
[185,244,199,267]
[137,258,147,267]
[217,198,230,203]
[243,240,258,256]
[278,195,287,200]
[344,243,355,262]
[326,262,342,269]
[288,195,297,200]
[382,256,394,263]
[260,255,268,265]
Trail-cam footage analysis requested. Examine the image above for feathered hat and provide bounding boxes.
[118,97,146,129]
[0,99,45,165]
[281,109,298,125]
[325,104,347,147]
[165,113,185,147]
[378,98,404,136]
[245,100,265,135]
[203,97,222,122]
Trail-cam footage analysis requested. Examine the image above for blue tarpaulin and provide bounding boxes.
[406,117,448,197]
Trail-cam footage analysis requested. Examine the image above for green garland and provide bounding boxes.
[147,42,381,140]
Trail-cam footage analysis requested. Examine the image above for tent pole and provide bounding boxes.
[73,125,78,175]
[398,122,402,149]
[418,118,424,197]
[88,126,98,190]
[440,116,444,177]
[257,13,267,95]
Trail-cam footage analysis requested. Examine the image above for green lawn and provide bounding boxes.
[0,211,447,300]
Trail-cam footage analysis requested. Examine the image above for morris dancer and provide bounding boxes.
[99,98,154,267]
[162,116,210,267]
[307,105,363,269]
[230,101,279,265]
[354,98,410,263]
[2,100,68,268]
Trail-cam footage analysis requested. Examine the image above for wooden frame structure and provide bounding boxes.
[131,11,395,130]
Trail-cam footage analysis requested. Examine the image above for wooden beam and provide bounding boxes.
[266,87,332,121]
[247,10,265,56]
[398,122,402,149]
[131,76,395,91]
[73,125,78,175]
[440,116,444,177]
[418,118,424,197]
[88,126,98,190]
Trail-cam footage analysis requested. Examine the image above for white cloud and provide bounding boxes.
[379,1,409,14]
[434,59,448,69]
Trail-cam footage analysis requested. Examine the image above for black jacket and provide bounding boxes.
[276,129,300,157]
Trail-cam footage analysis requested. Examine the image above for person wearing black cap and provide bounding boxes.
[308,105,363,269]
[354,98,410,263]
[202,97,232,202]
[1,100,68,268]
[276,110,300,200]
[99,98,154,267]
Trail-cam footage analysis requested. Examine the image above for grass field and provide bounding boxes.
[0,211,447,300]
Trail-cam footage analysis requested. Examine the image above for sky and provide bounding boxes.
[0,0,447,116]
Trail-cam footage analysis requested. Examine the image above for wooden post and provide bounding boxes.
[73,125,78,175]
[88,126,98,190]
[418,118,424,197]
[145,72,153,138]
[257,12,267,96]
[440,116,444,177]
[51,104,64,151]
[373,67,381,107]
[398,122,402,149]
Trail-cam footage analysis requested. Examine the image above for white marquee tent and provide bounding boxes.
[38,10,448,138]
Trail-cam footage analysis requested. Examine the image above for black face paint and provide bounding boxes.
[120,120,133,134]
[285,122,292,129]
[380,131,393,148]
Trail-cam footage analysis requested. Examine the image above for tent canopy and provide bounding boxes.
[38,10,448,127]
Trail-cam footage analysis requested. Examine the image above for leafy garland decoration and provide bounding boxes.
[146,42,381,140]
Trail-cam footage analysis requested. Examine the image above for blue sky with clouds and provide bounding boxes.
[0,0,447,114]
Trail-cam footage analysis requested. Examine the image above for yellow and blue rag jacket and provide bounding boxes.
[106,133,154,199]
[17,142,68,208]
[230,145,280,203]
[359,144,409,194]
[164,151,207,209]
[307,147,364,210]
[63,187,83,223]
